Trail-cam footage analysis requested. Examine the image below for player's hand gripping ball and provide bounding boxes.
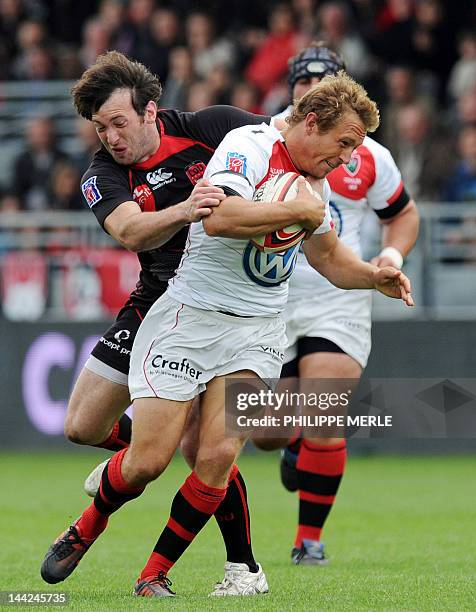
[251,172,312,253]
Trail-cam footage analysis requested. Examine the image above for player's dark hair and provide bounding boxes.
[71,51,163,120]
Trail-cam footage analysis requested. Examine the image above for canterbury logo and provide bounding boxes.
[146,168,173,185]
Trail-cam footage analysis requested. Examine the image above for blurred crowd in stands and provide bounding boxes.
[1,0,476,213]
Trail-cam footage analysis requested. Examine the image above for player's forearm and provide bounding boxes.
[203,196,306,238]
[305,237,379,290]
[107,204,189,252]
[380,200,419,256]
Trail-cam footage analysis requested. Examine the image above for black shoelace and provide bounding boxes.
[52,526,87,560]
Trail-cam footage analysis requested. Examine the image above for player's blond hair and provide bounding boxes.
[288,71,380,133]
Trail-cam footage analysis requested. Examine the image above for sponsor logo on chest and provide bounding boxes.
[146,168,176,190]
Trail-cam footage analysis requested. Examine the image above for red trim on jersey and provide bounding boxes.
[131,118,214,170]
[327,144,376,200]
[128,169,133,192]
[256,141,299,188]
[387,180,404,205]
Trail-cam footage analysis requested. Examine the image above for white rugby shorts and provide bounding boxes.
[284,289,372,368]
[129,292,287,401]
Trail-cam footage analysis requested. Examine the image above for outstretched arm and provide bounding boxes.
[303,230,414,306]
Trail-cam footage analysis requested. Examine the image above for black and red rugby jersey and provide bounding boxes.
[81,105,270,303]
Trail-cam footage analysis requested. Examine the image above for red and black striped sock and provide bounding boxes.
[93,414,132,451]
[76,448,145,541]
[140,471,227,579]
[295,440,347,547]
[214,465,258,572]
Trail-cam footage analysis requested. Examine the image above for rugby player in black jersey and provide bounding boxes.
[40,51,323,596]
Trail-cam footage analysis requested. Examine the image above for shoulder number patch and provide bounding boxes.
[226,152,247,175]
[81,175,102,208]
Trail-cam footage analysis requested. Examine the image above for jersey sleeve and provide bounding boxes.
[204,128,269,200]
[367,145,411,220]
[181,105,271,150]
[313,178,333,235]
[80,151,132,228]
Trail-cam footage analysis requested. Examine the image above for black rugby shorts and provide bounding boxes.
[91,301,150,375]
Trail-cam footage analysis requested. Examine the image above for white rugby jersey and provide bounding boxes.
[288,135,410,301]
[168,123,333,316]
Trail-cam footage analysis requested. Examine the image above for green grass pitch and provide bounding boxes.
[1,452,475,611]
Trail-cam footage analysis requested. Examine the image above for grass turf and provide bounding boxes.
[0,452,475,611]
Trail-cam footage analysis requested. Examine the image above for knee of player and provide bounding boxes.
[125,452,168,485]
[63,418,90,445]
[196,440,240,472]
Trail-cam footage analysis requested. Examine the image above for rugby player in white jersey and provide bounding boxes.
[41,72,413,598]
[260,42,419,566]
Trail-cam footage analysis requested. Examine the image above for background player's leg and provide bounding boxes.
[292,351,361,563]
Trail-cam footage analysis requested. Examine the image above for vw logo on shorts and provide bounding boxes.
[242,242,300,287]
[330,201,343,237]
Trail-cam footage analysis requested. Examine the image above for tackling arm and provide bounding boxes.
[104,180,226,252]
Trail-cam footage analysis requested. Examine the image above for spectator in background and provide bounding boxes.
[73,118,100,176]
[49,162,83,211]
[379,64,436,150]
[442,125,476,202]
[185,12,235,79]
[292,0,317,37]
[411,0,456,103]
[11,116,70,210]
[0,191,21,212]
[447,30,476,102]
[0,0,26,70]
[230,80,261,114]
[316,1,373,83]
[392,102,450,200]
[204,65,232,106]
[79,17,110,69]
[19,45,55,80]
[56,43,83,79]
[112,0,154,61]
[449,85,476,135]
[370,0,415,66]
[161,46,195,111]
[97,0,125,39]
[145,8,181,81]
[185,79,217,112]
[11,19,47,78]
[245,3,298,95]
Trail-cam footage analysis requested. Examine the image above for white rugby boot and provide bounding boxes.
[209,562,269,596]
[83,459,109,497]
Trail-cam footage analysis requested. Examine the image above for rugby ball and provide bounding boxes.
[251,172,311,253]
